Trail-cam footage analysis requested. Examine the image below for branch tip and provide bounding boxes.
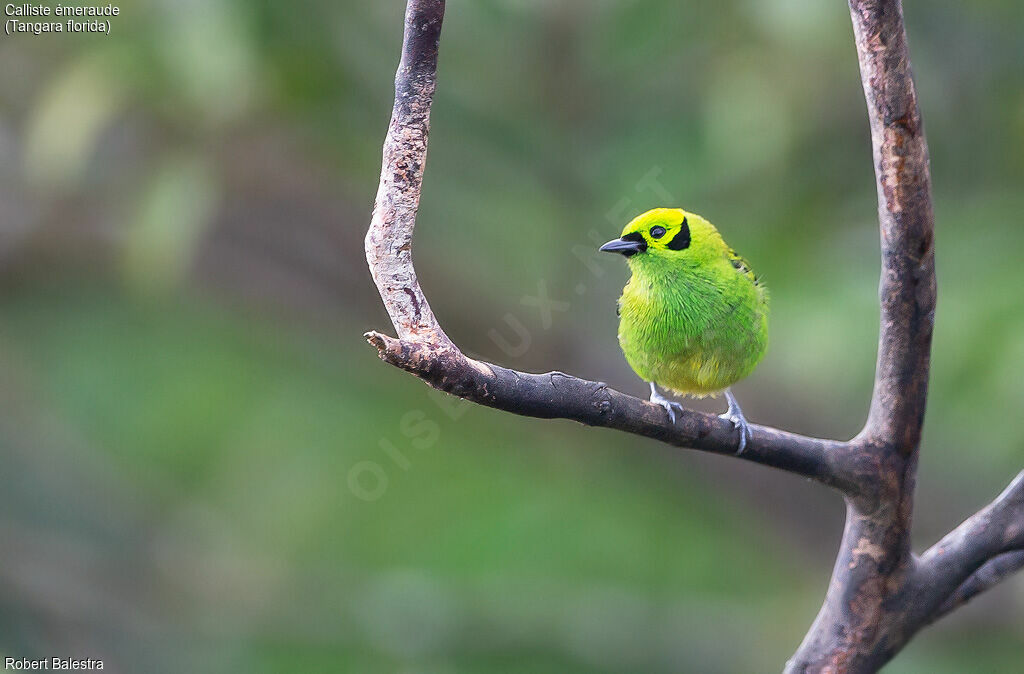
[364,330,395,359]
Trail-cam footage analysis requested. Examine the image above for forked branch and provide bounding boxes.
[363,1,1023,671]
[918,470,1024,620]
[363,0,863,496]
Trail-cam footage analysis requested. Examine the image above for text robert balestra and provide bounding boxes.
[5,658,104,671]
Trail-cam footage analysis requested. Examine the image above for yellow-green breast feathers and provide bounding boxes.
[603,208,768,396]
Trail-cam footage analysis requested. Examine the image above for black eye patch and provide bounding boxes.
[666,217,691,251]
[620,231,647,253]
[649,225,666,239]
[614,229,647,253]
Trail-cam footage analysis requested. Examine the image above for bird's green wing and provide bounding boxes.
[727,248,762,287]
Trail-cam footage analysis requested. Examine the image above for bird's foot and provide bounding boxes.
[648,382,684,424]
[719,388,751,454]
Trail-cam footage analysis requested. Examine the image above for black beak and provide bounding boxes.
[599,236,647,257]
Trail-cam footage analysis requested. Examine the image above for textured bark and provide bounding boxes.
[365,332,860,493]
[928,551,1024,624]
[784,1,937,670]
[365,0,451,348]
[363,1,1023,672]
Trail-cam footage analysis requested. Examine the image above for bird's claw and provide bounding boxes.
[648,383,684,424]
[656,399,685,424]
[719,412,751,454]
[720,388,751,454]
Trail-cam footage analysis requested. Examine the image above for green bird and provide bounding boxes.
[600,208,769,452]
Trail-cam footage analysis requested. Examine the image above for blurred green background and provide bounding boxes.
[1,0,1022,672]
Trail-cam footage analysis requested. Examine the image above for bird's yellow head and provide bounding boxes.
[599,208,728,265]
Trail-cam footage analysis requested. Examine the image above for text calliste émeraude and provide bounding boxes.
[5,4,118,17]
[5,4,118,35]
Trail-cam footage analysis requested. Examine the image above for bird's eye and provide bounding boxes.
[649,226,666,239]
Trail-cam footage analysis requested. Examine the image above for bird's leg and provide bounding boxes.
[648,382,684,424]
[719,388,751,454]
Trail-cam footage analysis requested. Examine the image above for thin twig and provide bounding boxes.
[928,551,1024,624]
[917,470,1024,608]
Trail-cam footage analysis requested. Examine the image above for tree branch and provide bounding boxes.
[928,551,1024,625]
[363,1,1022,672]
[362,0,865,495]
[786,2,936,669]
[366,0,451,349]
[365,332,860,493]
[851,0,937,453]
[916,471,1024,615]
